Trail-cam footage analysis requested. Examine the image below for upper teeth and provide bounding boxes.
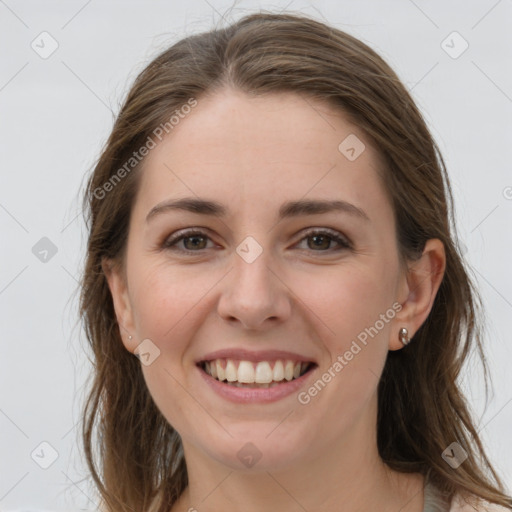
[204,359,308,384]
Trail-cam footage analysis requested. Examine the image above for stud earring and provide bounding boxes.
[128,335,133,340]
[399,327,410,346]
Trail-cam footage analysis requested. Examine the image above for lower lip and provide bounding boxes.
[198,365,316,404]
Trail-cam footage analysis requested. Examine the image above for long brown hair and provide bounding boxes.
[78,11,512,511]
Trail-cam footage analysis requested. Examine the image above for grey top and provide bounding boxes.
[423,479,451,512]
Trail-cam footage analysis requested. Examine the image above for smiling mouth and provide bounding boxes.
[199,359,316,388]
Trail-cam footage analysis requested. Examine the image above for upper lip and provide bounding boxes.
[197,348,316,364]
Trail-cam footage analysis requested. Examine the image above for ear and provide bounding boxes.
[102,257,138,353]
[389,238,446,351]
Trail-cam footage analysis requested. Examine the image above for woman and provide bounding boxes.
[79,11,512,512]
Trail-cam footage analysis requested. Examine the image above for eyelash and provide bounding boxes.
[162,228,352,255]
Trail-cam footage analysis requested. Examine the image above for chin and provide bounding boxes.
[188,422,317,472]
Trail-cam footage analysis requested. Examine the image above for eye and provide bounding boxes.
[295,228,351,253]
[162,229,215,253]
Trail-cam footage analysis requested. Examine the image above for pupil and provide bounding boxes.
[310,235,329,250]
[185,236,205,250]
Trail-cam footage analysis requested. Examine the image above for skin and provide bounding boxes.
[103,88,446,512]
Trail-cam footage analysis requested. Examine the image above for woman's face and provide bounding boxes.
[106,88,413,471]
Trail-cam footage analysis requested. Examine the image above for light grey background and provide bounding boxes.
[1,0,511,510]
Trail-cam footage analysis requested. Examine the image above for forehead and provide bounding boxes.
[133,88,391,224]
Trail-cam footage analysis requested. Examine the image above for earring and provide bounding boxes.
[399,327,410,346]
[128,335,133,340]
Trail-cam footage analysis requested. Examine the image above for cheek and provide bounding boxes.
[130,261,206,345]
[293,261,395,409]
[130,263,211,433]
[297,260,397,421]
[291,260,397,345]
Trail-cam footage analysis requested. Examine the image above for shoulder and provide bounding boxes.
[450,493,511,512]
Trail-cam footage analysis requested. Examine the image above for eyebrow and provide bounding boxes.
[145,197,370,223]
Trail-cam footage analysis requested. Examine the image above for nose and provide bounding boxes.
[217,245,292,331]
